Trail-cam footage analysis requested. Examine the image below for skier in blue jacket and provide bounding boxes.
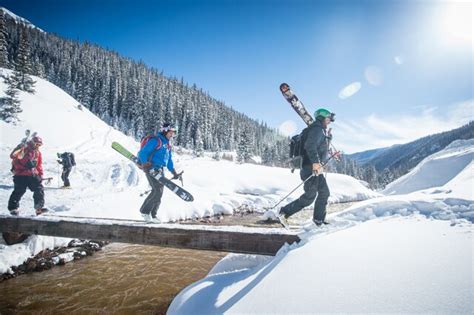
[138,123,181,222]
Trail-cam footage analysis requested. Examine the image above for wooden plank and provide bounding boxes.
[0,216,300,256]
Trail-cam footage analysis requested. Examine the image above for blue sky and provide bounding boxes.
[2,0,472,153]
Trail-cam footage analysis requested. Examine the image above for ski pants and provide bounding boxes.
[61,167,72,187]
[140,172,164,218]
[280,167,330,222]
[8,175,45,211]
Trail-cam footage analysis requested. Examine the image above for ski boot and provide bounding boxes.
[313,219,329,227]
[35,208,49,216]
[277,213,290,229]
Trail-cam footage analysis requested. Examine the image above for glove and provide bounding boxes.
[33,175,42,183]
[57,159,62,164]
[26,160,38,169]
[312,163,323,175]
[141,162,152,172]
[172,169,183,180]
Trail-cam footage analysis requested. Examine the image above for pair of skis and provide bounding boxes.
[111,142,194,202]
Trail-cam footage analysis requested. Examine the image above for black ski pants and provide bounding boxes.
[140,172,164,218]
[61,167,72,187]
[8,175,45,211]
[280,167,330,221]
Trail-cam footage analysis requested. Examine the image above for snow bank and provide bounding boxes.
[0,235,70,274]
[169,216,472,314]
[383,139,474,195]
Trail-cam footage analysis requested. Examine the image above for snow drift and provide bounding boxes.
[383,139,474,195]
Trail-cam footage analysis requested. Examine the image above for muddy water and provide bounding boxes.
[0,244,225,314]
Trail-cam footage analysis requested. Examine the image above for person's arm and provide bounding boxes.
[37,152,43,178]
[304,127,324,164]
[167,150,175,173]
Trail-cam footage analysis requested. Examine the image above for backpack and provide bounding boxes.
[68,152,76,166]
[140,134,163,162]
[288,128,309,170]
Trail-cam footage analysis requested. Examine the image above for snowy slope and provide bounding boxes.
[383,139,474,195]
[0,69,379,273]
[169,217,472,314]
[169,141,473,314]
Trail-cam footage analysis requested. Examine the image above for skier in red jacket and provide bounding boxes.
[8,136,48,215]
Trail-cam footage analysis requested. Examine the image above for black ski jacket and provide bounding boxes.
[302,119,330,167]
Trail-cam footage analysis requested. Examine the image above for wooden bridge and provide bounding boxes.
[0,215,301,256]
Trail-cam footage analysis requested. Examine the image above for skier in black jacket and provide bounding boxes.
[57,152,75,188]
[278,108,340,227]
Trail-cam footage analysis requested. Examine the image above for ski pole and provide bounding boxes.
[266,151,339,210]
[267,173,315,210]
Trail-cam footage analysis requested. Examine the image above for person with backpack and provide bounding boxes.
[278,108,340,228]
[57,152,76,188]
[138,123,182,222]
[8,136,48,216]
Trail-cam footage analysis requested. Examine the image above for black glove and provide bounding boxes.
[26,160,38,169]
[172,170,183,180]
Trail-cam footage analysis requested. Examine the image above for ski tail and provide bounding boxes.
[112,141,139,163]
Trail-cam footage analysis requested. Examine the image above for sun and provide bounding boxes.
[432,1,472,49]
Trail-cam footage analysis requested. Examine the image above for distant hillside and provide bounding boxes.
[350,122,474,171]
[343,122,474,188]
[348,146,391,165]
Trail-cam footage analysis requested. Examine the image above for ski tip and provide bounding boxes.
[279,83,290,92]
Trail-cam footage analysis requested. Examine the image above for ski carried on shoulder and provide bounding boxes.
[279,83,314,126]
[111,141,194,202]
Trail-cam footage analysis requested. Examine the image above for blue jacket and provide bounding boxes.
[138,133,174,172]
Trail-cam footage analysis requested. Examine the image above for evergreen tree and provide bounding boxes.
[12,30,35,93]
[0,74,22,123]
[194,125,204,157]
[0,10,9,69]
[237,130,251,163]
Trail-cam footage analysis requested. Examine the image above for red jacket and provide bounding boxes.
[11,144,43,177]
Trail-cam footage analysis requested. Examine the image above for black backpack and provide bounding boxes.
[68,152,76,166]
[288,128,309,170]
[289,128,309,158]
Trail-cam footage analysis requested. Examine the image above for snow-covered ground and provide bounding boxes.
[0,70,378,273]
[170,140,473,314]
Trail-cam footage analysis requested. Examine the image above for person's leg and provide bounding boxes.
[7,176,28,213]
[61,168,66,185]
[28,176,45,211]
[64,168,71,187]
[150,182,164,219]
[280,168,318,218]
[313,175,330,222]
[140,172,163,217]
